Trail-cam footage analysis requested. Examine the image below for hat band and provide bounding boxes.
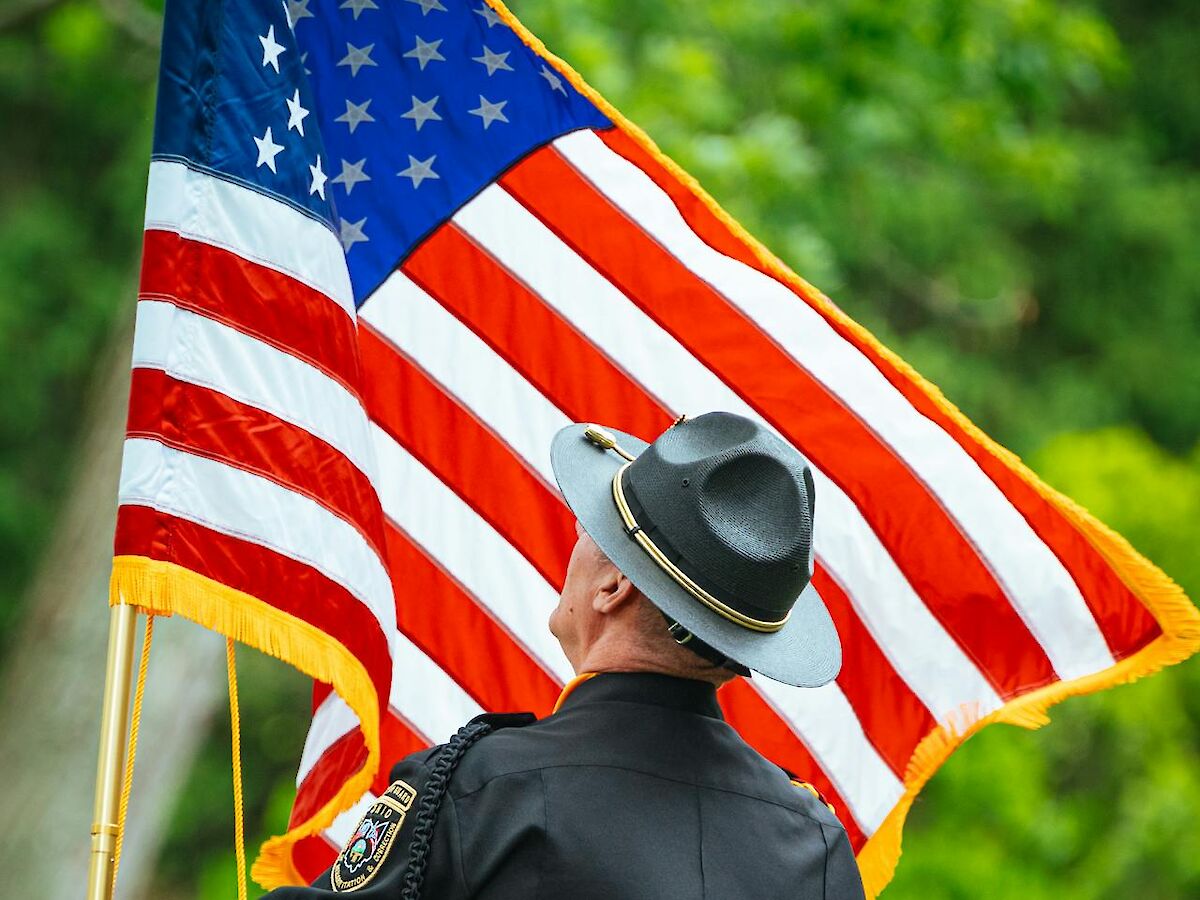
[611,463,790,634]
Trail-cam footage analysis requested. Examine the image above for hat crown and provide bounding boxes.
[625,413,815,620]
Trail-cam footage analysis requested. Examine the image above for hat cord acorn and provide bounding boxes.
[583,424,637,461]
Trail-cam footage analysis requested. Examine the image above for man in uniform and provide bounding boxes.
[268,412,866,899]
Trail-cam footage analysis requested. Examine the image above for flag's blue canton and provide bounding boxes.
[151,0,610,306]
[294,0,610,303]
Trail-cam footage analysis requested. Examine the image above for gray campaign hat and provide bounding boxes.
[550,411,841,688]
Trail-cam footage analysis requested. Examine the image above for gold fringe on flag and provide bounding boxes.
[854,512,1199,896]
[110,555,383,889]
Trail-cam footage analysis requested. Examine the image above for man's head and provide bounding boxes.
[550,412,841,688]
[549,521,738,687]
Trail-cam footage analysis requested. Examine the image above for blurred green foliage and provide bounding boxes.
[2,0,1196,897]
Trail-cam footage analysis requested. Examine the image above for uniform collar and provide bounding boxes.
[555,671,724,720]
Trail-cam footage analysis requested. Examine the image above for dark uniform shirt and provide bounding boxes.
[270,672,866,899]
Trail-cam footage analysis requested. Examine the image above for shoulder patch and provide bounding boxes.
[331,779,419,892]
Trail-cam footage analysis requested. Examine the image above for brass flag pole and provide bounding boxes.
[86,602,139,900]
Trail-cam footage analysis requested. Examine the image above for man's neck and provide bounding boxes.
[575,636,731,687]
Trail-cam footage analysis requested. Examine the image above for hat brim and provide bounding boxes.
[551,423,841,688]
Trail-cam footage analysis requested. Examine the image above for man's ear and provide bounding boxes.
[593,568,638,615]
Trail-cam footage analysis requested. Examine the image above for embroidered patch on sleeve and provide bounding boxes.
[331,779,419,892]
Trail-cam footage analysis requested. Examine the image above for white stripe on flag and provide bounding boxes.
[387,629,485,740]
[556,130,1115,680]
[756,680,904,833]
[454,185,1002,722]
[297,694,360,788]
[132,300,377,484]
[360,272,569,487]
[371,423,574,684]
[144,160,355,318]
[118,437,396,647]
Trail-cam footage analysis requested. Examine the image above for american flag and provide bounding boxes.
[112,0,1197,894]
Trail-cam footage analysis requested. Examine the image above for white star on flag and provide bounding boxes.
[338,42,379,77]
[285,89,309,136]
[332,157,371,194]
[338,216,369,251]
[259,24,287,73]
[473,46,513,76]
[308,155,327,199]
[469,95,509,129]
[335,98,376,134]
[539,64,566,94]
[397,154,440,188]
[285,0,313,28]
[474,4,503,27]
[405,0,447,14]
[339,0,378,19]
[253,126,284,172]
[401,96,442,131]
[404,36,445,71]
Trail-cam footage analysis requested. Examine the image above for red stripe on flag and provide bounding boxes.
[815,569,935,779]
[311,682,334,714]
[384,519,563,716]
[404,218,935,792]
[597,128,1160,661]
[374,708,433,792]
[293,834,337,885]
[126,368,385,559]
[114,504,393,719]
[291,728,368,829]
[359,323,575,589]
[502,146,1058,698]
[402,224,673,443]
[139,229,362,394]
[720,678,866,848]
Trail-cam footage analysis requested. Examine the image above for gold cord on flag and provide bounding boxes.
[110,613,154,895]
[226,638,249,900]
